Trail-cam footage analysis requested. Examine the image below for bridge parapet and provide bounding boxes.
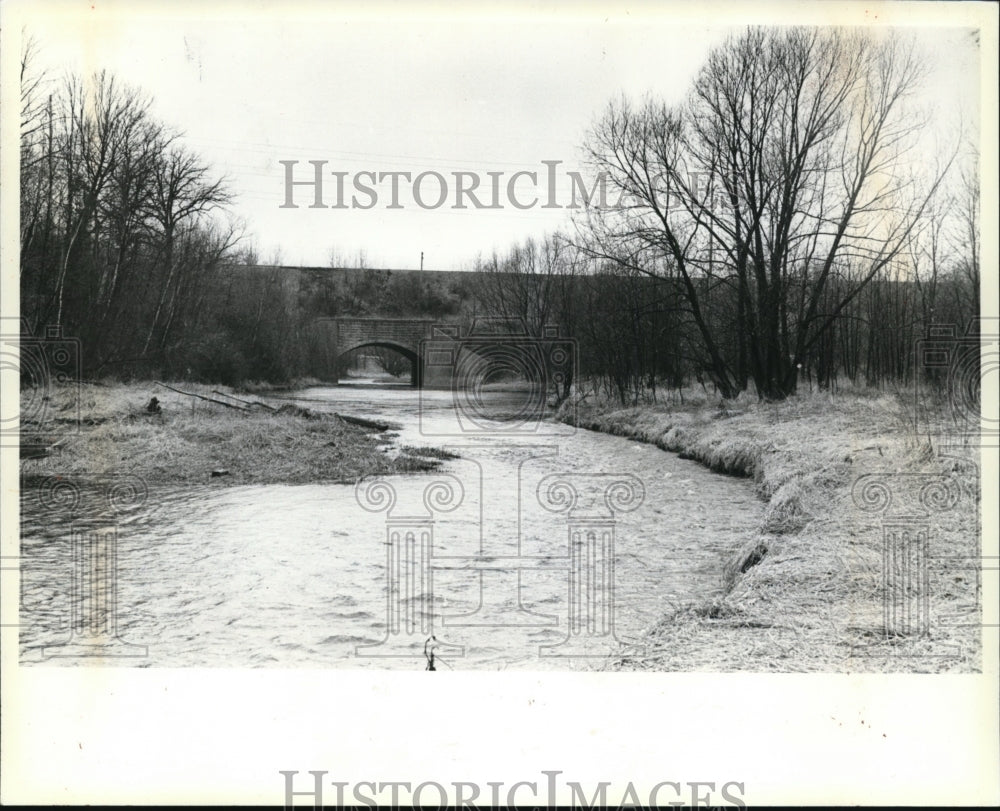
[333,317,437,355]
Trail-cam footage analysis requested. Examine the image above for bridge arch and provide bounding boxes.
[308,316,458,388]
[335,340,423,387]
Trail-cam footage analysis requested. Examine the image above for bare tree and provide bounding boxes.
[44,72,160,330]
[473,233,579,402]
[583,27,957,399]
[949,153,980,320]
[19,61,239,379]
[19,33,52,273]
[142,144,232,354]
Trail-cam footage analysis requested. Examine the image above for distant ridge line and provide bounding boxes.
[224,264,474,275]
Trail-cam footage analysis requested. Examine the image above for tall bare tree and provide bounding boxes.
[949,154,980,320]
[583,27,957,399]
[19,61,239,378]
[474,233,580,402]
[142,144,232,354]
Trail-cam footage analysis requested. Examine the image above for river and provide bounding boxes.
[19,383,763,670]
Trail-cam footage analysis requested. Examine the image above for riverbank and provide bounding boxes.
[20,381,444,486]
[557,388,982,672]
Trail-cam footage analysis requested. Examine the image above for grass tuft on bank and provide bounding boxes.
[557,387,982,672]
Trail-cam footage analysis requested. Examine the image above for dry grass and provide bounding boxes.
[558,387,983,672]
[20,381,441,486]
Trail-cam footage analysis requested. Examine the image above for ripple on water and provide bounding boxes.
[18,388,763,669]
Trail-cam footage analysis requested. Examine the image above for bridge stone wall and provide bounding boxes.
[334,318,435,356]
[308,317,444,387]
[311,316,565,391]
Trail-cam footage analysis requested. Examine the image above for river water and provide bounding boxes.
[19,383,762,670]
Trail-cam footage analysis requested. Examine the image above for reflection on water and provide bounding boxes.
[19,384,762,669]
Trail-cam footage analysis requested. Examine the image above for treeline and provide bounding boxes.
[19,29,979,396]
[19,45,239,380]
[474,219,978,405]
[17,43,474,385]
[475,27,980,403]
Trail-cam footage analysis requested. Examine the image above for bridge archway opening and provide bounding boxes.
[336,341,423,387]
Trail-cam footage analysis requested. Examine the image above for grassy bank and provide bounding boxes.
[20,381,443,486]
[557,388,982,672]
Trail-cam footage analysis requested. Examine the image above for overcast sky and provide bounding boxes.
[5,1,984,270]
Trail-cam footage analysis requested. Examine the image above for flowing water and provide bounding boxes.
[19,383,763,670]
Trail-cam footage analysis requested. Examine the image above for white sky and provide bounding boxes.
[0,5,998,806]
[3,1,985,270]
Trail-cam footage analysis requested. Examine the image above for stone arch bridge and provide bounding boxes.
[310,317,442,387]
[309,316,572,390]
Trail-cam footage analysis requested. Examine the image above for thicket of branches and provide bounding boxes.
[17,35,474,385]
[19,41,241,380]
[475,28,980,403]
[19,28,979,395]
